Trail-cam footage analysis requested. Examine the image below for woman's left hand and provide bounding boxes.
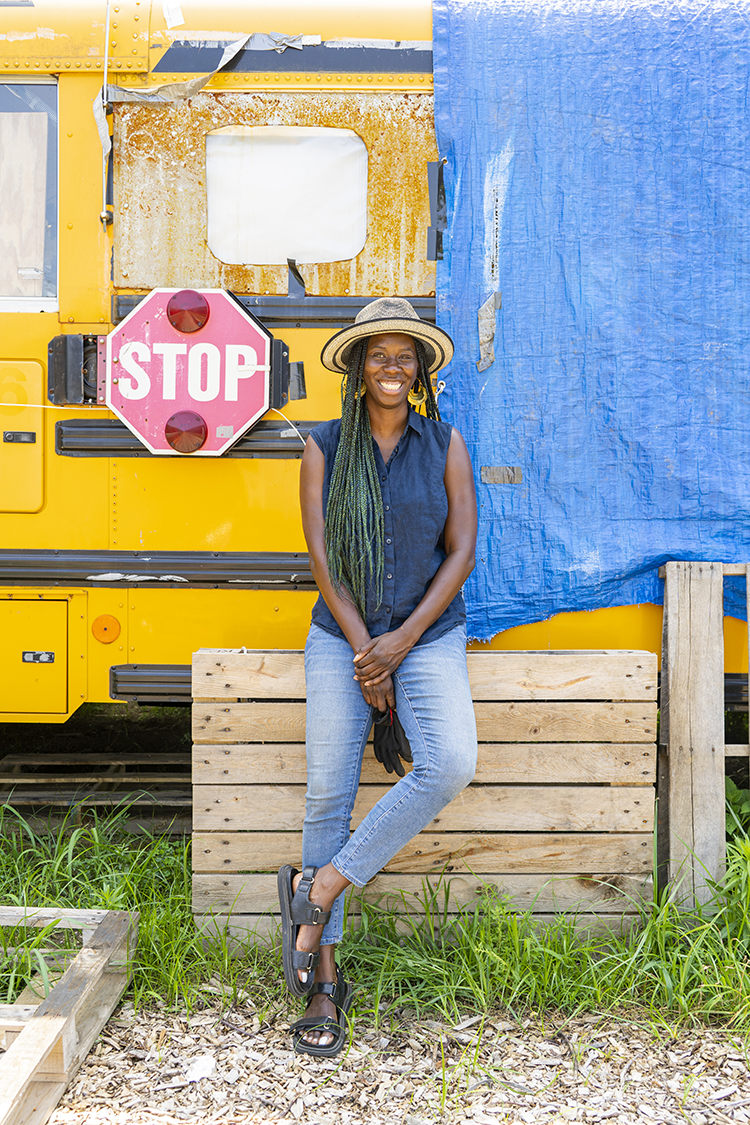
[353,629,414,686]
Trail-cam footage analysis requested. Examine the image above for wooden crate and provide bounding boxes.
[0,906,137,1125]
[192,649,657,938]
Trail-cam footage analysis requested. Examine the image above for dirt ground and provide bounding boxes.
[45,1000,750,1125]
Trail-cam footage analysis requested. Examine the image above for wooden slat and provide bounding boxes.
[193,783,653,833]
[195,910,642,943]
[726,745,750,756]
[192,871,652,916]
[191,830,654,874]
[467,651,656,701]
[192,701,657,744]
[0,908,108,930]
[192,649,657,702]
[0,790,192,807]
[0,911,137,1125]
[0,754,190,767]
[664,562,726,903]
[192,741,655,786]
[0,773,188,786]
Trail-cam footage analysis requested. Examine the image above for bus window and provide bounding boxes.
[0,82,57,311]
[205,125,367,265]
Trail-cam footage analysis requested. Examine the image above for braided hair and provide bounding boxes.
[324,336,441,619]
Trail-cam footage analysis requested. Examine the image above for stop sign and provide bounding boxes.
[106,289,272,455]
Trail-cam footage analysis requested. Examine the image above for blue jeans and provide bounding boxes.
[302,623,477,945]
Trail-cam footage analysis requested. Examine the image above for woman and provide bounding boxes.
[277,297,478,1056]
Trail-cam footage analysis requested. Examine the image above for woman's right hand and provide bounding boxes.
[358,672,395,712]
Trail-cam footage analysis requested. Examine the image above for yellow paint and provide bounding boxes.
[0,1,432,72]
[0,361,44,512]
[0,0,147,70]
[0,599,68,712]
[0,1,745,723]
[469,602,749,674]
[128,588,316,663]
[58,76,112,324]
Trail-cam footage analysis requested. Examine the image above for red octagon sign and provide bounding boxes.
[106,288,272,456]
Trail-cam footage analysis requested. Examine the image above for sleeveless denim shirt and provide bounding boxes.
[309,409,466,646]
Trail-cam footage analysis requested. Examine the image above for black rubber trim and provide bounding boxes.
[110,664,192,704]
[0,550,314,590]
[725,673,749,709]
[56,418,315,458]
[112,294,436,329]
[153,43,433,74]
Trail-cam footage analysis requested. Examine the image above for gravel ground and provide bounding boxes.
[42,999,750,1125]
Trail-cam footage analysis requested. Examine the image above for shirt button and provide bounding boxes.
[381,475,387,482]
[385,505,390,511]
[386,538,392,544]
[386,574,393,580]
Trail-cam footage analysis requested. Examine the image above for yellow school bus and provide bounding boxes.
[0,0,743,724]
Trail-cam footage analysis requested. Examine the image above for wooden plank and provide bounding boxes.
[0,773,189,786]
[0,1006,39,1035]
[0,754,190,768]
[191,830,654,874]
[193,784,654,833]
[0,790,192,807]
[192,871,652,916]
[196,910,642,944]
[664,561,726,904]
[192,742,656,786]
[192,649,657,703]
[0,911,137,1125]
[0,908,108,930]
[726,745,750,756]
[468,651,656,701]
[192,701,657,744]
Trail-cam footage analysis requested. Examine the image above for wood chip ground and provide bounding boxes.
[13,996,750,1125]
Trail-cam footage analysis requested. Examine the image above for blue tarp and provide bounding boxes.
[433,0,750,640]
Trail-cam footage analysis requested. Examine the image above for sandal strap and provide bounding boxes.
[290,1015,342,1035]
[290,866,331,927]
[307,980,337,999]
[306,973,347,1006]
[291,949,320,973]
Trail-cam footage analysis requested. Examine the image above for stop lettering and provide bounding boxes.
[106,289,273,455]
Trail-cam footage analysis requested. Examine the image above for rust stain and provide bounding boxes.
[113,91,438,296]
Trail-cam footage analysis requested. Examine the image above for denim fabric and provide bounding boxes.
[309,410,466,645]
[302,622,477,945]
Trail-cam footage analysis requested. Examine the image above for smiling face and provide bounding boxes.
[361,333,419,407]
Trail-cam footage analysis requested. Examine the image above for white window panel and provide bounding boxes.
[206,125,368,265]
[0,82,57,305]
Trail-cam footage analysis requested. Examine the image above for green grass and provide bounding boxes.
[0,804,284,1015]
[4,804,750,1027]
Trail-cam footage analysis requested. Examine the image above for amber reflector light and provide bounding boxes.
[166,289,210,333]
[165,411,208,453]
[92,614,121,644]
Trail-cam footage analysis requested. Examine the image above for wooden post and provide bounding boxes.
[663,561,726,904]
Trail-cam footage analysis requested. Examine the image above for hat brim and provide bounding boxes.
[320,317,454,375]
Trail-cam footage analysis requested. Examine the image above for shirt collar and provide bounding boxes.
[406,408,427,435]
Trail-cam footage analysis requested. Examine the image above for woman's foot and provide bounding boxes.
[297,944,339,1048]
[290,866,349,1048]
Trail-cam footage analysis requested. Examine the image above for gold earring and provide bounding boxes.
[407,380,427,407]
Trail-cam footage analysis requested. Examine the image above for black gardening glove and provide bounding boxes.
[372,707,413,777]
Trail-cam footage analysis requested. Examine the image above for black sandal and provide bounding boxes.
[290,967,354,1058]
[277,865,331,997]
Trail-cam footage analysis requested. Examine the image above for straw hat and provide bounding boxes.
[320,297,454,375]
